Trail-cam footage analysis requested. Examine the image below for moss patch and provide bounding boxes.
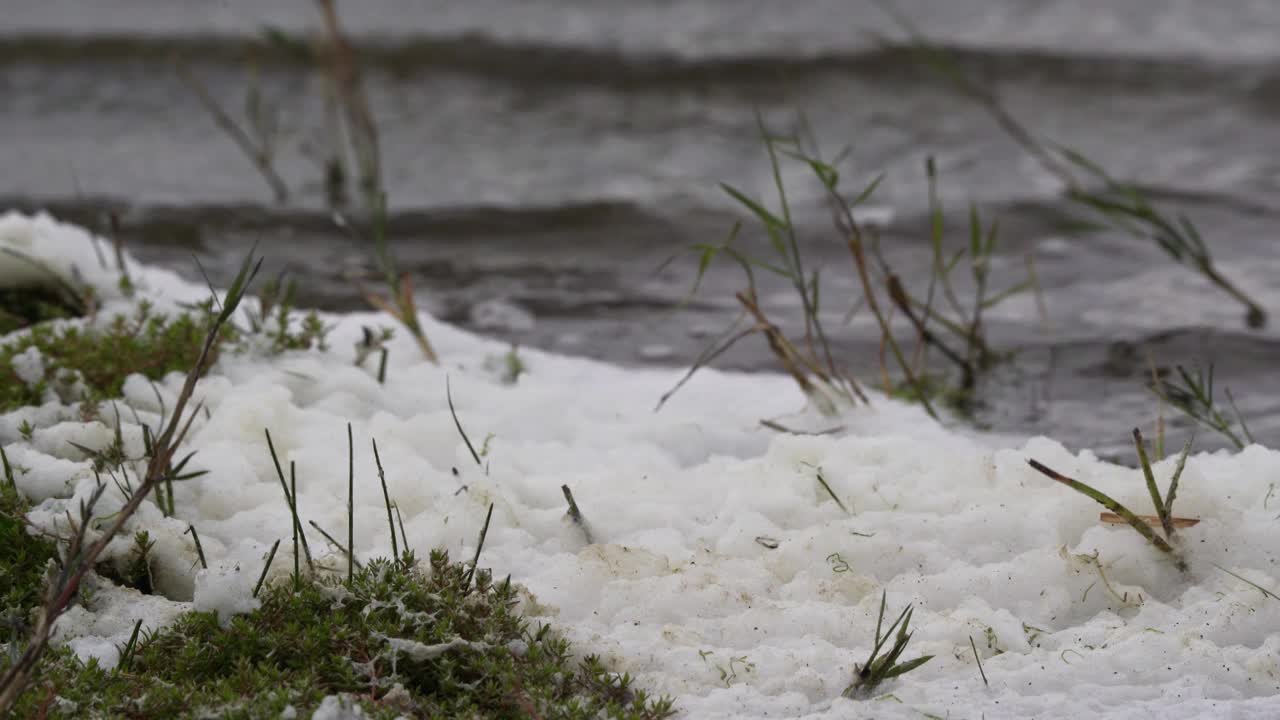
[0,303,221,414]
[7,551,676,719]
[0,480,58,648]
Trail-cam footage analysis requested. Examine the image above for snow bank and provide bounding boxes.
[0,212,204,313]
[5,213,1280,718]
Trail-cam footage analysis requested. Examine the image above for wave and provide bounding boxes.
[8,179,1276,252]
[0,195,692,239]
[1,31,1276,91]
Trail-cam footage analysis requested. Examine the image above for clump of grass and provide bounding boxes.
[246,273,331,353]
[803,144,1036,418]
[1154,364,1252,450]
[669,119,1035,421]
[842,591,933,699]
[5,551,675,719]
[884,160,1035,385]
[1028,430,1196,572]
[661,118,869,416]
[115,424,645,719]
[883,7,1267,329]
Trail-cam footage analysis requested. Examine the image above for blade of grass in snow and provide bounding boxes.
[290,461,300,588]
[371,438,398,558]
[1132,429,1173,539]
[185,525,208,570]
[346,423,354,584]
[307,520,362,571]
[393,502,411,557]
[561,485,594,544]
[253,539,281,598]
[464,503,495,591]
[117,619,144,672]
[843,591,933,698]
[1213,564,1280,602]
[1026,456,1186,572]
[1,445,13,489]
[813,468,849,514]
[264,429,313,571]
[446,376,482,467]
[969,635,988,687]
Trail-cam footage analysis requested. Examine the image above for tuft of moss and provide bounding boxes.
[0,303,223,414]
[8,550,676,719]
[1,481,58,648]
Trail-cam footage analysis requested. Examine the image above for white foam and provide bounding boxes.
[5,213,1280,718]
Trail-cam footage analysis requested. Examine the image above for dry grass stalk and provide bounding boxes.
[174,60,288,203]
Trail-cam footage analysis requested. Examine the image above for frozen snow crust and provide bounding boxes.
[4,212,1280,719]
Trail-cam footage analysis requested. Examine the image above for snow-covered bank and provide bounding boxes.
[4,213,1280,719]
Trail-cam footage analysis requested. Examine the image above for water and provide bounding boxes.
[3,0,1280,455]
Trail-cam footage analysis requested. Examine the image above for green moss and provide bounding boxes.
[0,480,58,647]
[0,303,221,414]
[10,551,676,719]
[0,288,331,415]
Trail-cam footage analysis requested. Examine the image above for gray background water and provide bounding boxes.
[3,1,1279,456]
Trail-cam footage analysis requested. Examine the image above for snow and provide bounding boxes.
[11,346,44,386]
[193,562,263,627]
[5,211,1280,718]
[309,695,368,720]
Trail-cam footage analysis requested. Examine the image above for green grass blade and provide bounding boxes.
[1132,429,1171,538]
